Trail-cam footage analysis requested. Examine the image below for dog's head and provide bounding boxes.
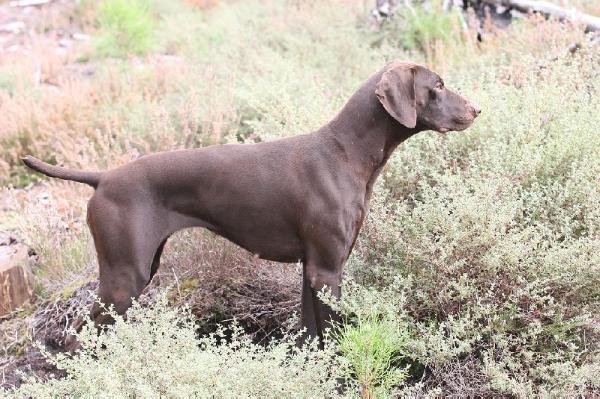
[375,61,480,133]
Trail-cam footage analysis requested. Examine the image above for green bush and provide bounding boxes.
[95,0,155,57]
[372,0,464,54]
[334,298,410,398]
[337,319,407,393]
[400,1,463,52]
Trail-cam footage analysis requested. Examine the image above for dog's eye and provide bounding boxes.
[434,81,444,90]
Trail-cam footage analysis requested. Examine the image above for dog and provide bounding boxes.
[23,61,480,347]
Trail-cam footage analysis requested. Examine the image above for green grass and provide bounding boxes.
[336,317,410,398]
[399,0,464,52]
[95,0,155,57]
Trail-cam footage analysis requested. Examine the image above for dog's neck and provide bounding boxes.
[323,72,421,184]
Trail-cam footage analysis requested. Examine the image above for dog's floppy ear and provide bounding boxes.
[375,65,417,128]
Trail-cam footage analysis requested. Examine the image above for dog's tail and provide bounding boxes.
[22,156,102,188]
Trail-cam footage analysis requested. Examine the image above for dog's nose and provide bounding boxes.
[470,102,482,116]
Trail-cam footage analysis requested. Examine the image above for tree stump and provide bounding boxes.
[0,235,33,316]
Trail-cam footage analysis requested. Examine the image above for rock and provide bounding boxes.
[72,32,90,41]
[58,38,71,48]
[0,232,33,316]
[0,21,25,34]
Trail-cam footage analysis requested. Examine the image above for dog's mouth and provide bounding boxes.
[430,111,478,134]
[439,116,475,133]
[436,122,472,134]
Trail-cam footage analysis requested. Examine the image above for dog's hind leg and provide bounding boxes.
[86,197,169,327]
[65,199,168,352]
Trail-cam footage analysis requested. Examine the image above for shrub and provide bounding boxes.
[95,0,155,57]
[4,296,346,398]
[2,0,600,396]
[340,39,600,396]
[399,1,464,53]
[335,308,410,397]
[153,229,301,339]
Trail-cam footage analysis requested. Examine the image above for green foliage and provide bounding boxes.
[0,66,26,97]
[336,316,409,398]
[4,297,345,398]
[401,1,463,52]
[374,0,463,53]
[95,0,155,57]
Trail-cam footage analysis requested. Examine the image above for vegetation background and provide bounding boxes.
[0,0,599,397]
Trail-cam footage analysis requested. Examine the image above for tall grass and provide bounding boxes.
[396,0,464,53]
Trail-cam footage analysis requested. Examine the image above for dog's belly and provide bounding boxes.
[219,229,304,263]
[168,203,305,263]
[206,219,304,263]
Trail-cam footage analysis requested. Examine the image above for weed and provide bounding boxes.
[400,1,464,53]
[95,0,155,58]
[336,317,409,398]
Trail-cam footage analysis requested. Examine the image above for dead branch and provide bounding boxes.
[482,0,600,32]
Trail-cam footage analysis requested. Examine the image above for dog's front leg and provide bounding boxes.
[300,246,344,347]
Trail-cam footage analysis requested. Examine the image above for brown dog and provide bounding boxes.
[23,61,480,345]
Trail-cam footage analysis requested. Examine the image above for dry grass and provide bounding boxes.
[547,0,600,15]
[8,182,94,294]
[150,229,301,341]
[186,0,220,9]
[0,56,237,185]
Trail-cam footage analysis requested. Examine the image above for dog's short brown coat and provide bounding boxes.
[23,61,480,346]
